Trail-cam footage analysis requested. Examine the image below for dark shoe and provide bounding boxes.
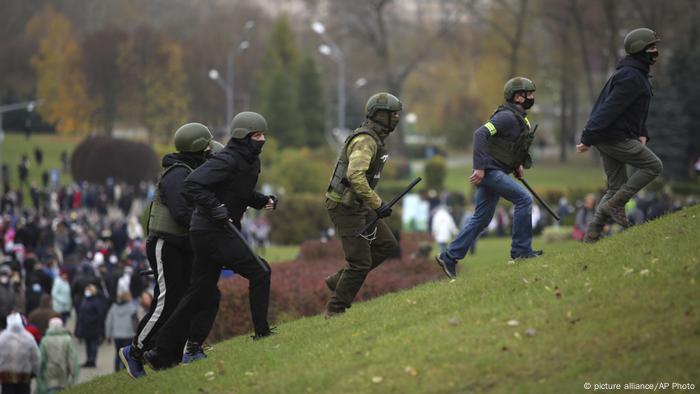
[324,275,337,292]
[143,349,175,371]
[512,250,543,259]
[81,361,96,368]
[251,327,277,341]
[435,254,457,279]
[182,341,207,364]
[324,308,345,320]
[119,345,146,378]
[600,200,632,228]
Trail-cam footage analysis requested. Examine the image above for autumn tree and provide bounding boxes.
[25,6,93,135]
[82,28,128,135]
[117,28,190,142]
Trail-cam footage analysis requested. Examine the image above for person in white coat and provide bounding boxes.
[431,205,458,253]
[0,312,40,394]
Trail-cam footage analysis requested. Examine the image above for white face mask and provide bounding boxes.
[0,276,8,284]
[84,291,92,298]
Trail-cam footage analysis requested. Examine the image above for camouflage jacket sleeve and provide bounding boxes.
[346,134,382,209]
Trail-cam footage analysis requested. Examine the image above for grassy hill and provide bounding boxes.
[71,205,700,393]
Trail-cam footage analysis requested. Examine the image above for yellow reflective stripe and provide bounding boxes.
[524,116,531,128]
[484,121,497,135]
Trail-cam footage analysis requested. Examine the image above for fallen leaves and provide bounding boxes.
[507,319,519,326]
[371,376,383,384]
[404,366,418,376]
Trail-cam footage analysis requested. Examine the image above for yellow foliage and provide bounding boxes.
[25,6,93,135]
[117,34,190,142]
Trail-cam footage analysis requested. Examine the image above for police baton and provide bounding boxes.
[356,177,422,238]
[225,220,270,273]
[515,175,560,221]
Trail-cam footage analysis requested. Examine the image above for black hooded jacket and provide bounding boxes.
[184,138,269,232]
[158,152,207,244]
[580,55,653,146]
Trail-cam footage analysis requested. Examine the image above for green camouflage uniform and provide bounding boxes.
[325,119,398,313]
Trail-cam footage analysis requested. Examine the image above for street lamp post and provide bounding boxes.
[209,20,255,133]
[0,100,39,189]
[312,21,346,132]
[226,20,255,121]
[208,69,232,129]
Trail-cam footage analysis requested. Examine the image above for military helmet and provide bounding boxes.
[230,111,268,139]
[174,122,213,152]
[365,92,402,119]
[624,28,660,54]
[504,77,536,101]
[209,140,225,153]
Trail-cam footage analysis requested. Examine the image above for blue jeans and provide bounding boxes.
[442,170,533,261]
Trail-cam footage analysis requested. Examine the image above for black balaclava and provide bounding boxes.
[371,110,400,133]
[634,47,658,66]
[245,134,265,155]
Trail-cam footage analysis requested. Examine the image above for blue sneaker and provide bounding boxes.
[435,254,457,279]
[182,350,207,364]
[119,345,146,379]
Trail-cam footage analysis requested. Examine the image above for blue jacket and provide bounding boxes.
[580,55,653,146]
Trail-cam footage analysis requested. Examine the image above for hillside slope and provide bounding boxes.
[71,205,700,394]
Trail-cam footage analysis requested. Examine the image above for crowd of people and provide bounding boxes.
[0,174,159,392]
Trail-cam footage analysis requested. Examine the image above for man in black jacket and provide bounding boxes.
[119,123,220,378]
[576,28,664,242]
[144,112,275,370]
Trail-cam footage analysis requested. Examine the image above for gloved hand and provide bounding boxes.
[375,202,392,218]
[209,204,229,222]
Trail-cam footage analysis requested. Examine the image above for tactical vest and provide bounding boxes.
[326,127,387,207]
[484,105,534,170]
[147,162,193,237]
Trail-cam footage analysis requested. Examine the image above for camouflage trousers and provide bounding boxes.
[325,199,398,313]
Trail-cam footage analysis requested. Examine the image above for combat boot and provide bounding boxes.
[599,194,632,228]
[324,274,338,292]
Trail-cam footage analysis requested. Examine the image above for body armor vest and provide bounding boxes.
[147,162,193,237]
[326,127,387,207]
[485,105,534,171]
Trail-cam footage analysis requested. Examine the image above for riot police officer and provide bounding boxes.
[119,123,221,378]
[144,112,276,370]
[576,28,663,241]
[324,92,401,318]
[436,77,542,279]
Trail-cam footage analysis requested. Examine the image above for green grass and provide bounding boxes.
[259,244,300,263]
[1,132,79,189]
[442,162,605,195]
[71,206,700,393]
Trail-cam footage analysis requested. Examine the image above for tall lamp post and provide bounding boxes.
[0,100,38,189]
[312,21,346,132]
[210,20,255,132]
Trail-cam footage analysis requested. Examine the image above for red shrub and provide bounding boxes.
[208,233,439,342]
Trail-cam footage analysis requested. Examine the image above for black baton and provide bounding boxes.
[225,221,270,273]
[356,177,422,237]
[516,176,560,221]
